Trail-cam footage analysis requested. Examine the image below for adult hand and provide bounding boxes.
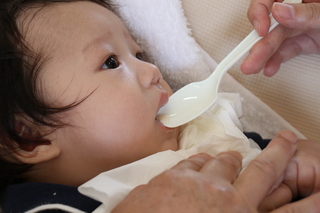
[112,131,298,213]
[259,139,320,212]
[241,0,320,76]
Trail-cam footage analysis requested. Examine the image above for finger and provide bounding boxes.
[258,183,293,212]
[263,51,282,76]
[270,192,320,213]
[263,32,319,76]
[247,0,274,36]
[295,140,320,197]
[241,24,291,75]
[280,160,299,198]
[199,151,243,183]
[234,130,297,208]
[171,153,213,171]
[272,2,320,29]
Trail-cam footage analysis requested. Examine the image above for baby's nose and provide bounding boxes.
[136,61,162,88]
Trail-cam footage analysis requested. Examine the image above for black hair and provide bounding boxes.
[0,0,112,196]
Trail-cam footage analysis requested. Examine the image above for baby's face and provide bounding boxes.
[21,1,179,185]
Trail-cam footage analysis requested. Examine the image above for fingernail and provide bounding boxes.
[273,3,295,19]
[253,20,261,36]
[279,131,297,144]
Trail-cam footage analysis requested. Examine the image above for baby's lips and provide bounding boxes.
[158,91,169,110]
[157,84,169,109]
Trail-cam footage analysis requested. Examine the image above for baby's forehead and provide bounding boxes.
[18,3,63,31]
[17,1,115,58]
[17,3,72,52]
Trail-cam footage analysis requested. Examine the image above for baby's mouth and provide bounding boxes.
[155,113,169,125]
[158,91,169,110]
[155,113,178,132]
[155,113,162,122]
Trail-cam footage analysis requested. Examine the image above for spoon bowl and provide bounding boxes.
[156,69,221,126]
[157,0,301,128]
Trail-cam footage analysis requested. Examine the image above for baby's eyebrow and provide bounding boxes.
[82,36,109,54]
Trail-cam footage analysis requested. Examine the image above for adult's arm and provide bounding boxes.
[241,0,320,76]
[112,131,299,213]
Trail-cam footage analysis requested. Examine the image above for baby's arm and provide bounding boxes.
[258,139,320,211]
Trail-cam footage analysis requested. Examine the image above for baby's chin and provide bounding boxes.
[164,128,180,152]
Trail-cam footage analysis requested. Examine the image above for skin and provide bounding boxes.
[241,0,320,76]
[16,1,179,186]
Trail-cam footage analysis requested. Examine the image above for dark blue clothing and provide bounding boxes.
[1,182,101,212]
[244,132,271,149]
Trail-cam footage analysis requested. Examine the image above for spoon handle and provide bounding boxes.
[209,15,279,82]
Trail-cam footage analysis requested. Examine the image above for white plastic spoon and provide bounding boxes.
[157,0,301,128]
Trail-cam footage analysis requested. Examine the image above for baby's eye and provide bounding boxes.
[102,56,119,69]
[136,52,145,61]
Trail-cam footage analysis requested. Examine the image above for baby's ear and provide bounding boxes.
[11,120,60,164]
[13,141,60,165]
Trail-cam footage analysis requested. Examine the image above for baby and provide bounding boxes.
[0,0,280,212]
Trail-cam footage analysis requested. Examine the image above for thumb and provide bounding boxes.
[270,192,320,213]
[272,2,320,30]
